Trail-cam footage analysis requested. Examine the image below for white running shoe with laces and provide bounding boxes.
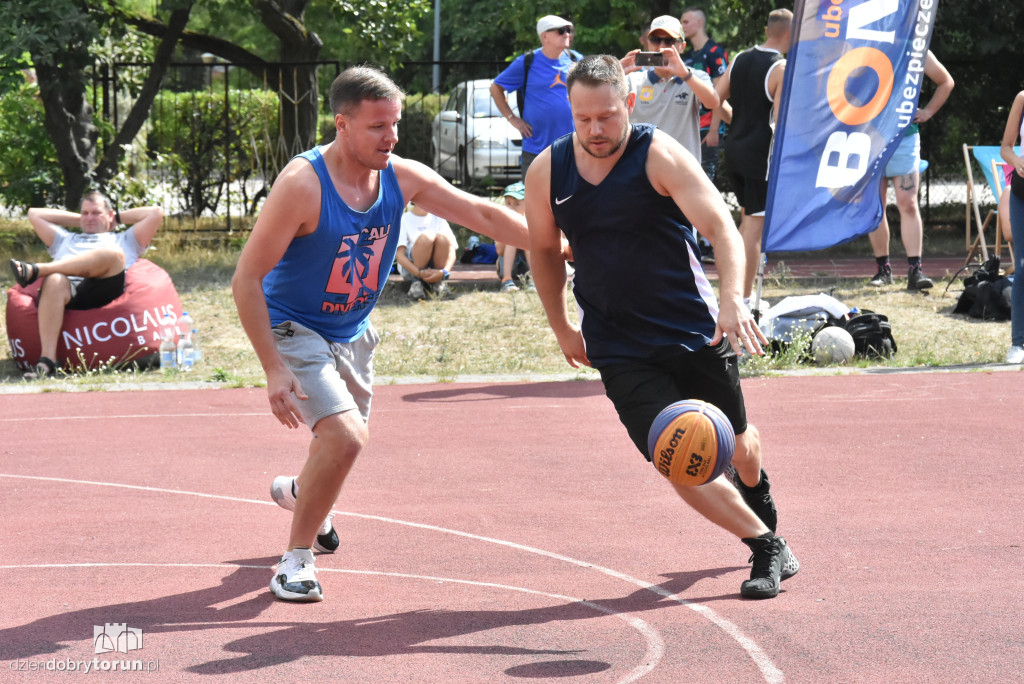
[270,476,339,554]
[270,547,323,602]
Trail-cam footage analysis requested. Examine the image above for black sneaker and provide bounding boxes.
[906,265,933,291]
[740,534,800,599]
[868,265,892,286]
[732,468,778,534]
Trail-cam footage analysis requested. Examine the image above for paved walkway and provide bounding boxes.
[392,255,976,291]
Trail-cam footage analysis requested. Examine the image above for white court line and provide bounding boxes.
[0,473,783,684]
[0,405,578,423]
[0,412,267,422]
[0,403,577,419]
[0,562,663,684]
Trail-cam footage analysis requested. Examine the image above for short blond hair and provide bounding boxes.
[766,8,793,38]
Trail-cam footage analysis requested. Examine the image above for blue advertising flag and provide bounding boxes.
[762,0,939,252]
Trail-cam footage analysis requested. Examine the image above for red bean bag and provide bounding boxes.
[5,258,182,371]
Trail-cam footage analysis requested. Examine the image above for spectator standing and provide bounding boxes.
[681,7,731,182]
[395,202,457,300]
[623,15,719,163]
[12,192,163,379]
[866,51,954,292]
[1000,88,1024,363]
[490,15,583,178]
[716,9,792,300]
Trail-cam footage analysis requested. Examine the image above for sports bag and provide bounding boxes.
[841,311,897,359]
[953,256,1012,321]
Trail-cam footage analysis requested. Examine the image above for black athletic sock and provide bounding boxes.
[875,255,890,269]
[908,256,921,268]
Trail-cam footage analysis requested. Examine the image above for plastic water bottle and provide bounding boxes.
[177,312,194,340]
[191,328,202,363]
[176,329,195,371]
[177,312,199,365]
[159,314,177,369]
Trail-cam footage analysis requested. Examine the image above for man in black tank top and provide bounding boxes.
[716,9,792,300]
[526,55,799,599]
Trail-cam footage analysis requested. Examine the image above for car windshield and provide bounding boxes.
[472,88,517,118]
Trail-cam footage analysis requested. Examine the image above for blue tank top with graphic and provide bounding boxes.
[263,147,404,342]
[549,124,719,366]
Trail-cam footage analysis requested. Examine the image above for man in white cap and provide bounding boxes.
[622,15,719,164]
[490,15,583,179]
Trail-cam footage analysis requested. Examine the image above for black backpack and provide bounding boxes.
[952,256,1012,321]
[516,49,579,119]
[840,311,897,359]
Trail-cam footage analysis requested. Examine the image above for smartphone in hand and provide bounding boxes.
[634,52,667,67]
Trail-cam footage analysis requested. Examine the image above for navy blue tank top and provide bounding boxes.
[549,124,719,367]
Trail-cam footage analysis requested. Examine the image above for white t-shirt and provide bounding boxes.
[48,226,146,266]
[398,211,456,253]
[47,226,146,286]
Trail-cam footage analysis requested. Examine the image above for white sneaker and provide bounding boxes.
[408,280,426,300]
[431,281,449,298]
[1006,345,1024,364]
[270,548,323,602]
[270,476,339,554]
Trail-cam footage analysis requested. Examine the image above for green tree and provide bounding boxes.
[0,0,193,209]
[127,0,431,172]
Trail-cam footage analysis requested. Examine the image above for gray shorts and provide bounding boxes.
[271,320,379,427]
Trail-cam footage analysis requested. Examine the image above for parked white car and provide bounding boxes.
[432,79,522,185]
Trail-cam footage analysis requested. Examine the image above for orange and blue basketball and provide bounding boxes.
[647,400,735,486]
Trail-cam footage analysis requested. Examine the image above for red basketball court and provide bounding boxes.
[1,370,1020,682]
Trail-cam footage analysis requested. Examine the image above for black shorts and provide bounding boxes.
[598,339,748,462]
[66,271,126,311]
[727,171,769,215]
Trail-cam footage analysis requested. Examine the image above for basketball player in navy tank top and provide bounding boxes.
[526,55,799,599]
[234,67,530,602]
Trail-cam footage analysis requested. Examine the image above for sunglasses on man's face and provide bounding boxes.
[552,26,573,35]
[648,35,679,46]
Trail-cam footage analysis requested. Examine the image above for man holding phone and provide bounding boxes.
[621,15,719,164]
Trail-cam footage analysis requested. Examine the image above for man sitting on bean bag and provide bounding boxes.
[9,191,163,379]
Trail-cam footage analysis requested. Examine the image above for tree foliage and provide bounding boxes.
[0,0,192,208]
[1,0,1021,213]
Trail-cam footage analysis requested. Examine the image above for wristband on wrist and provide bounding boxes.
[681,68,693,82]
[442,269,450,280]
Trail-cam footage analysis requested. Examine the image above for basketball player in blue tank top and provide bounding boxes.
[526,55,799,599]
[233,67,529,603]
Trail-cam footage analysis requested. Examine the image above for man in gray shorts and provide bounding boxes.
[233,66,529,602]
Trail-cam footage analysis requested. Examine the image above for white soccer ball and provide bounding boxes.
[811,326,856,365]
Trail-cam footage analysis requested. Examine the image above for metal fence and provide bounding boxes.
[92,59,344,231]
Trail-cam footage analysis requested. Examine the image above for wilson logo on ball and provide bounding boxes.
[647,400,735,486]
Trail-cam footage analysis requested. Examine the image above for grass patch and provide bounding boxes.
[0,223,1015,389]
